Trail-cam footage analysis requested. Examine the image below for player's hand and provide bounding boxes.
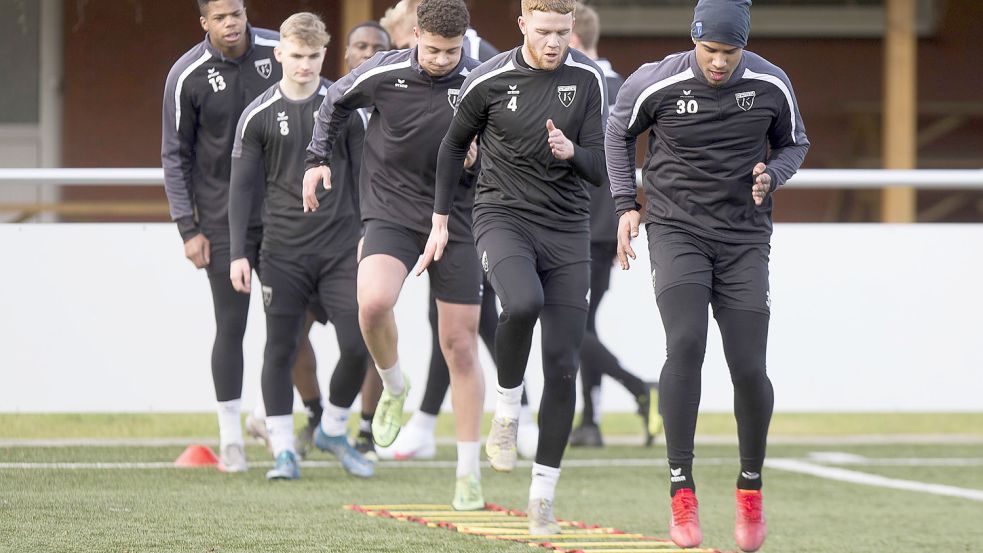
[546,119,574,160]
[415,213,449,276]
[464,138,478,169]
[752,162,771,206]
[229,257,251,294]
[184,233,211,269]
[303,165,332,212]
[617,210,640,270]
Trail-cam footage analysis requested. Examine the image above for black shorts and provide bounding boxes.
[360,219,482,305]
[258,248,359,321]
[646,223,771,315]
[474,211,590,311]
[203,227,261,281]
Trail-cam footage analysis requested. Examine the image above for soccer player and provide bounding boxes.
[373,7,540,463]
[340,20,393,461]
[278,20,393,461]
[421,0,607,534]
[229,12,374,481]
[303,0,487,510]
[566,2,660,449]
[161,0,282,472]
[604,0,809,549]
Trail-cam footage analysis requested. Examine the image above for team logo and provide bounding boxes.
[481,251,489,273]
[262,285,273,307]
[254,58,273,79]
[557,85,577,108]
[692,20,704,38]
[447,88,460,110]
[735,90,756,111]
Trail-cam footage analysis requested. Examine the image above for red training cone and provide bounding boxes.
[174,444,219,467]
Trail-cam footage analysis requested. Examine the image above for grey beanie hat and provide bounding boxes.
[691,0,752,48]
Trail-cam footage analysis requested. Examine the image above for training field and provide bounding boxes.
[1,413,981,553]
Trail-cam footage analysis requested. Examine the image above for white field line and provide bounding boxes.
[2,456,982,471]
[766,458,983,502]
[3,434,983,447]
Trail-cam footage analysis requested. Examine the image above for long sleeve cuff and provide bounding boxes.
[614,196,641,219]
[176,216,200,242]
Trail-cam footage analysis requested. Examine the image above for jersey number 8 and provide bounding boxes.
[676,99,698,114]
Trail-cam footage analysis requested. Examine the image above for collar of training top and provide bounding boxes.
[409,45,471,81]
[203,23,259,63]
[687,48,748,88]
[511,46,570,73]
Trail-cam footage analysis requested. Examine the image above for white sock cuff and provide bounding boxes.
[377,360,405,395]
[456,441,481,479]
[266,414,296,457]
[320,402,350,437]
[495,384,523,420]
[217,399,243,448]
[497,384,523,404]
[408,411,438,432]
[529,463,561,502]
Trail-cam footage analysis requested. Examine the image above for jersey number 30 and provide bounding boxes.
[507,96,518,112]
[676,99,698,114]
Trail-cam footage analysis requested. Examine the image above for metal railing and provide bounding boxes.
[1,167,982,188]
[1,168,981,221]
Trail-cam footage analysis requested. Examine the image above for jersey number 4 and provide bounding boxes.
[507,96,518,112]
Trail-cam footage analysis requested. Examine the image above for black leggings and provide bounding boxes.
[207,271,251,402]
[657,283,773,472]
[579,242,647,423]
[262,311,369,417]
[489,256,589,468]
[419,278,528,415]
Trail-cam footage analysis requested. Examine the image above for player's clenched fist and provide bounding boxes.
[751,162,771,206]
[302,165,332,212]
[546,119,574,160]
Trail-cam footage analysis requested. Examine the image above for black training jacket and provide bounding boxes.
[230,79,363,261]
[605,49,809,244]
[434,47,608,233]
[306,48,481,241]
[162,26,281,242]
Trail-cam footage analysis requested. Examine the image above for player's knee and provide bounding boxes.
[439,330,478,372]
[357,294,394,326]
[337,333,369,364]
[666,333,707,367]
[728,354,768,387]
[500,294,543,327]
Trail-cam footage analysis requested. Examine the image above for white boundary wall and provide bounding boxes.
[1,223,980,413]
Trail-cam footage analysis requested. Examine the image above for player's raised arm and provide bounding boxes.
[304,51,388,210]
[760,67,810,194]
[563,64,608,186]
